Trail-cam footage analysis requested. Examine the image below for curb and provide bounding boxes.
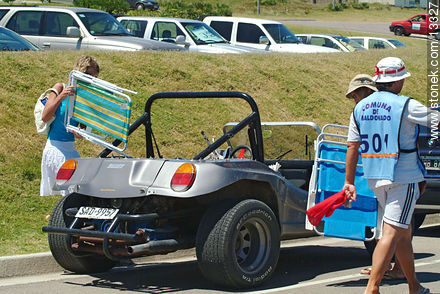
[0,248,197,280]
[0,252,62,279]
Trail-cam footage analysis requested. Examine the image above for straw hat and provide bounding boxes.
[346,74,378,98]
[373,57,411,83]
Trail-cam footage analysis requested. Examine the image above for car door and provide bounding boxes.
[209,20,233,41]
[408,14,428,35]
[151,21,184,44]
[310,36,344,51]
[5,10,44,47]
[368,38,393,49]
[119,19,148,38]
[235,22,270,50]
[40,11,83,50]
[349,38,366,48]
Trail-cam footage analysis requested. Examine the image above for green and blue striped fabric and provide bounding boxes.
[72,80,131,143]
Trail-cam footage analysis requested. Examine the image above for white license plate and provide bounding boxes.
[421,156,440,171]
[75,207,119,220]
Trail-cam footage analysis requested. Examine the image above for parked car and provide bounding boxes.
[349,36,406,49]
[0,6,183,51]
[296,34,366,52]
[203,16,339,53]
[125,0,159,11]
[390,13,440,39]
[117,16,265,53]
[0,26,39,51]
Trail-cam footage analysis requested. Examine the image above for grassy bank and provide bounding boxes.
[0,30,428,255]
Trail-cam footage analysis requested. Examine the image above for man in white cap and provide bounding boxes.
[344,57,434,294]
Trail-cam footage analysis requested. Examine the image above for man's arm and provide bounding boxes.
[344,141,361,202]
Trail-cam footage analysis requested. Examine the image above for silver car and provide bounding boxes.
[0,6,183,51]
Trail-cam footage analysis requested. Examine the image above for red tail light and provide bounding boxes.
[171,163,196,192]
[56,159,77,185]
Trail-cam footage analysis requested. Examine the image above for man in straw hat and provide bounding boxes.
[344,57,435,294]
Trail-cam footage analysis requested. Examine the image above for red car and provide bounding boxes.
[390,13,439,39]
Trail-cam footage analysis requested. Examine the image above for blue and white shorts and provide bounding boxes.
[373,182,419,231]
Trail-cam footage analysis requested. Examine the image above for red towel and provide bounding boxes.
[306,190,347,226]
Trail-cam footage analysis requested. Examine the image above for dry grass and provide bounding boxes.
[0,27,429,255]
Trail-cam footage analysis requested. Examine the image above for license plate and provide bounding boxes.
[75,207,119,220]
[421,156,440,171]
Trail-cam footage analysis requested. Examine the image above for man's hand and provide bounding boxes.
[343,183,357,203]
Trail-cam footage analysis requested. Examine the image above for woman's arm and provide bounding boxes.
[41,83,75,122]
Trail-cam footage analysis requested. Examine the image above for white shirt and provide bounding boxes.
[347,98,436,188]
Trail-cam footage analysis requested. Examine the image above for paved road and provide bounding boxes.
[281,20,393,35]
[1,223,438,294]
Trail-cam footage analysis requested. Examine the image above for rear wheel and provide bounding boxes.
[135,3,144,10]
[196,199,280,289]
[48,194,116,273]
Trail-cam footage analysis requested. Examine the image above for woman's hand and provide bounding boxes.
[58,85,75,101]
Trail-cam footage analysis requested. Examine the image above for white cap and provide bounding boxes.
[373,57,411,83]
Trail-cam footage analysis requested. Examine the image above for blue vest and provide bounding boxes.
[353,91,413,181]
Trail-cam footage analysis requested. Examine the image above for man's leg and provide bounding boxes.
[394,224,424,294]
[365,222,400,294]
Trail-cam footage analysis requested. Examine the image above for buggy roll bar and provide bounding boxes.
[99,91,265,162]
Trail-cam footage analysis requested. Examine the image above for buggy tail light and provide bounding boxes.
[171,163,196,192]
[56,159,77,185]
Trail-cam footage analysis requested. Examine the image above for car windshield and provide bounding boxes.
[262,24,299,44]
[387,39,407,47]
[181,22,226,45]
[76,12,130,36]
[333,35,365,52]
[0,27,39,51]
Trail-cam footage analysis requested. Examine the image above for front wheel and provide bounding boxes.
[394,27,405,36]
[196,199,280,289]
[135,3,144,10]
[48,194,116,273]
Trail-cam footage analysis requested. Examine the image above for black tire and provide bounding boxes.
[413,213,426,231]
[135,3,144,10]
[394,27,405,36]
[48,194,116,273]
[196,199,280,289]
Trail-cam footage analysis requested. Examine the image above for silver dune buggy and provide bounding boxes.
[43,91,321,288]
[43,91,440,289]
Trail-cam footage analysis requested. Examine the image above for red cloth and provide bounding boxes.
[306,190,347,226]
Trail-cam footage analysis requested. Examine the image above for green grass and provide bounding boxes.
[0,1,430,256]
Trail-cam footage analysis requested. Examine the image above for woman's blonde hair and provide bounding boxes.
[73,56,100,74]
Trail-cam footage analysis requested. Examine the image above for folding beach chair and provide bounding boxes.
[65,70,137,156]
[306,124,378,241]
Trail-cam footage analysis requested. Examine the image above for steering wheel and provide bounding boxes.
[230,145,253,159]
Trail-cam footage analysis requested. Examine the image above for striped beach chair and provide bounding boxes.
[65,70,137,155]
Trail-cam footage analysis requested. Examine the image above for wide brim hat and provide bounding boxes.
[373,57,411,83]
[346,74,378,98]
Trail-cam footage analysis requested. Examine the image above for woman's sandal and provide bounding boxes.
[383,270,406,280]
[360,267,372,275]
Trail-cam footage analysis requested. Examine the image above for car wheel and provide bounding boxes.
[394,27,405,36]
[136,3,144,10]
[435,31,440,40]
[196,199,280,289]
[413,213,426,231]
[48,194,116,273]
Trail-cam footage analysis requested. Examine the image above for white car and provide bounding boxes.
[348,36,407,49]
[117,16,264,54]
[0,6,183,51]
[296,34,366,52]
[203,16,339,53]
